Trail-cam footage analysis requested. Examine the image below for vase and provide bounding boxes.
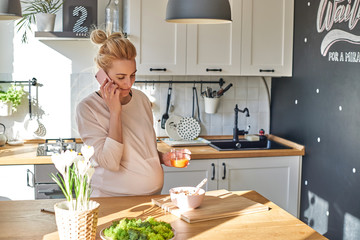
[35,13,56,32]
[54,200,100,240]
[0,101,12,116]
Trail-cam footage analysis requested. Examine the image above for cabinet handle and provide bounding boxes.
[26,169,35,188]
[206,68,222,72]
[149,68,167,72]
[222,162,226,180]
[211,163,215,180]
[259,69,275,73]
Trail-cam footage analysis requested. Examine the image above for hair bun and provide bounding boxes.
[90,29,108,44]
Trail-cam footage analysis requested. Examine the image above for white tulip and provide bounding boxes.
[76,157,89,177]
[81,145,94,161]
[51,153,66,176]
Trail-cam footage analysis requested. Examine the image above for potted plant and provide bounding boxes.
[0,85,25,116]
[16,0,64,43]
[51,145,99,240]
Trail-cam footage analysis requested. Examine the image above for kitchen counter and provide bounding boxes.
[0,135,304,165]
[0,190,326,240]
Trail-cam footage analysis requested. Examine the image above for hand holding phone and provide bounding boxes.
[95,69,111,85]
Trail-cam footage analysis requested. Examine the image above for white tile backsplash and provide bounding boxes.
[69,75,270,137]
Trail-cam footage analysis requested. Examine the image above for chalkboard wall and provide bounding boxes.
[271,0,360,239]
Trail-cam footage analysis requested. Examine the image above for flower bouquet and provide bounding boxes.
[51,145,99,240]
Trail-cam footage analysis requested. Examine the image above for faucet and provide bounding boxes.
[233,104,250,142]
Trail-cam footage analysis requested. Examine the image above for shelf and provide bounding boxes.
[34,31,90,40]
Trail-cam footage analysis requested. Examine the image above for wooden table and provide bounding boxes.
[0,190,326,240]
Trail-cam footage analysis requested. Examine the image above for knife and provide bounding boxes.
[217,83,233,96]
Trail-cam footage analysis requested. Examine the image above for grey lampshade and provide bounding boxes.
[166,0,232,24]
[0,0,22,20]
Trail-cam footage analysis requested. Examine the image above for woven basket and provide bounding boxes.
[54,200,100,240]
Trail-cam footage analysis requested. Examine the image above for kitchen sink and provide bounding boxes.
[209,138,292,151]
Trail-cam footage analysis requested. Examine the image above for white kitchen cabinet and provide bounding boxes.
[240,0,294,76]
[163,156,302,218]
[186,0,241,75]
[127,0,187,75]
[0,165,35,200]
[162,159,218,194]
[127,0,241,76]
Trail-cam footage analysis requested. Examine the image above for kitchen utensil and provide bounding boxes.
[217,83,233,96]
[33,86,46,137]
[152,189,269,223]
[25,80,39,133]
[192,178,208,195]
[161,83,172,129]
[165,115,183,140]
[0,123,7,147]
[176,117,201,140]
[176,87,201,140]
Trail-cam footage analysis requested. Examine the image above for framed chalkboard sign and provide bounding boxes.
[63,0,97,37]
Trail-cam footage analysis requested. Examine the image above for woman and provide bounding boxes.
[76,30,189,197]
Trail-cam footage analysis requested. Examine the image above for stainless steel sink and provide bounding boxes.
[209,138,291,151]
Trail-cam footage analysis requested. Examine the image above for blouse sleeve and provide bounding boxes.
[76,100,124,171]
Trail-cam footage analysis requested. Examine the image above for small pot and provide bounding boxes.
[0,123,7,147]
[36,13,56,32]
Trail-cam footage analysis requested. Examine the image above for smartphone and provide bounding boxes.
[95,69,111,85]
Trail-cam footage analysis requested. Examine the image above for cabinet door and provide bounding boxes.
[0,165,35,200]
[218,156,301,217]
[186,0,241,75]
[128,0,186,75]
[162,160,218,194]
[241,0,294,76]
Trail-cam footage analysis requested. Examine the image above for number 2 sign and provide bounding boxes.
[63,0,97,37]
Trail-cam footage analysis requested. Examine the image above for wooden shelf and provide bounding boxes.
[34,31,90,40]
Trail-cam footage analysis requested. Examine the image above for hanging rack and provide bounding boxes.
[135,78,225,87]
[0,77,37,86]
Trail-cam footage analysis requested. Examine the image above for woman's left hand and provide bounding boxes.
[159,149,191,167]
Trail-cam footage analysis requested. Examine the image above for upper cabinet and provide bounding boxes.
[128,0,187,75]
[186,0,241,75]
[127,0,293,77]
[240,0,294,77]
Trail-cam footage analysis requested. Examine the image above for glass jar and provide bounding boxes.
[105,0,121,35]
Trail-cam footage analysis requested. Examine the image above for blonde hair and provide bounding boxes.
[90,29,137,71]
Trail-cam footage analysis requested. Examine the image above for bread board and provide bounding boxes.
[152,189,269,223]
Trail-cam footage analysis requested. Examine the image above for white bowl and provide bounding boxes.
[169,186,205,210]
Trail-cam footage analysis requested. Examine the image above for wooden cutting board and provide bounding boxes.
[152,189,269,223]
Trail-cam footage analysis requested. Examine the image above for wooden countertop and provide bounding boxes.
[0,190,326,240]
[0,135,304,166]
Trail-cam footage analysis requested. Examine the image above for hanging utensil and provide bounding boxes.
[217,83,233,97]
[176,85,201,140]
[161,83,172,129]
[26,80,39,133]
[33,85,46,137]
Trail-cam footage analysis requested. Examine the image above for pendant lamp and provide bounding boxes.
[166,0,232,24]
[0,0,22,20]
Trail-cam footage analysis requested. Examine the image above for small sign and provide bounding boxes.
[63,0,97,35]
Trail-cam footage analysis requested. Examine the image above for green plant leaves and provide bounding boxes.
[0,85,25,111]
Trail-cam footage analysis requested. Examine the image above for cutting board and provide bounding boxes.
[152,189,269,223]
[160,137,210,147]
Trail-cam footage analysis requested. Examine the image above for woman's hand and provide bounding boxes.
[100,78,122,114]
[100,78,124,143]
[159,149,191,168]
